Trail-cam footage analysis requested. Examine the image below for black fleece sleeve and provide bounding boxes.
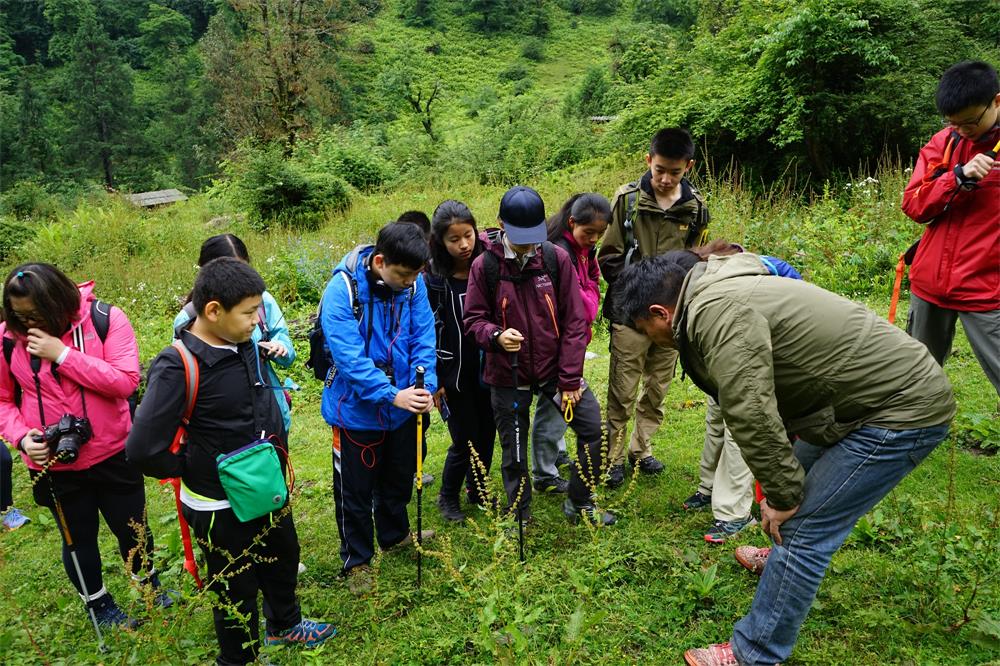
[125,348,188,479]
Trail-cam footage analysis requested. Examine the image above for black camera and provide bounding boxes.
[35,414,93,463]
[375,361,395,386]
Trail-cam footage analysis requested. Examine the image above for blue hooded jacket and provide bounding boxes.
[320,245,437,431]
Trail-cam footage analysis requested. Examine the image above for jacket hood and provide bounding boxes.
[673,254,770,338]
[73,280,97,329]
[333,244,374,278]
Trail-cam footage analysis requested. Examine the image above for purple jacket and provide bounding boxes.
[463,235,589,391]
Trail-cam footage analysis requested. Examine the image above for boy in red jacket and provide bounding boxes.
[464,186,615,526]
[901,60,999,397]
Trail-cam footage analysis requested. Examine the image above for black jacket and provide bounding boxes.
[426,273,482,393]
[125,327,286,501]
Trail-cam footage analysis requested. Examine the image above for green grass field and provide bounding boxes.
[1,160,999,664]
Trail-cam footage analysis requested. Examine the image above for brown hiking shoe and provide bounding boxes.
[734,545,771,576]
[387,530,436,551]
[346,564,373,597]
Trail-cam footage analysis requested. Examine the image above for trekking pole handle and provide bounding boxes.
[415,366,425,390]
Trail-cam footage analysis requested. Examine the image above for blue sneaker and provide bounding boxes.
[265,619,336,648]
[89,594,140,629]
[2,507,30,530]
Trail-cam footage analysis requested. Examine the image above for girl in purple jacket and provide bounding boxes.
[530,194,611,495]
[0,264,169,628]
[463,186,616,527]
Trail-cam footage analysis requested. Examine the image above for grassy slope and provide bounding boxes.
[2,6,999,664]
[1,168,998,664]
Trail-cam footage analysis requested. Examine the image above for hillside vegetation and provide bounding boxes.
[0,0,999,664]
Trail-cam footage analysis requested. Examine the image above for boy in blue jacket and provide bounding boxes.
[320,223,438,594]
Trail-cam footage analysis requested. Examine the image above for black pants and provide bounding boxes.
[439,385,496,504]
[332,415,425,572]
[1,445,12,510]
[182,505,302,666]
[30,450,154,600]
[490,385,604,512]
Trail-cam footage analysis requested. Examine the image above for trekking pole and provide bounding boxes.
[510,351,525,564]
[31,355,106,652]
[414,365,425,588]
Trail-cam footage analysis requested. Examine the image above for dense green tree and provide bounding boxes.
[614,0,987,181]
[1,0,53,64]
[633,0,697,28]
[202,0,344,152]
[564,64,610,118]
[11,68,53,181]
[56,12,137,188]
[398,0,434,27]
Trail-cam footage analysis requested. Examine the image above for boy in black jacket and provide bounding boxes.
[126,258,334,666]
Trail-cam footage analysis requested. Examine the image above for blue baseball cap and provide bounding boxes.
[499,185,547,245]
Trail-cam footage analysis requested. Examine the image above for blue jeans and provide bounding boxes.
[731,423,950,665]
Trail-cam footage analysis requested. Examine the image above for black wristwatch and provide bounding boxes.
[491,328,503,350]
[954,164,977,190]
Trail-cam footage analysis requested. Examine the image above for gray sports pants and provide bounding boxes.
[906,293,1000,397]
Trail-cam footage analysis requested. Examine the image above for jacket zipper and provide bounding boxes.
[543,293,560,337]
[450,280,463,394]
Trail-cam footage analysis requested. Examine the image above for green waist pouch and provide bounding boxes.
[216,438,289,522]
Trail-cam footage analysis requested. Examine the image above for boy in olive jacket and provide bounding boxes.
[597,128,709,487]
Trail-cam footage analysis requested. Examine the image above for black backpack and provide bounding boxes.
[2,299,138,418]
[305,246,416,382]
[479,228,561,297]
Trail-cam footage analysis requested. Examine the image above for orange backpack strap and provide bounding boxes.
[161,339,203,588]
[168,340,199,454]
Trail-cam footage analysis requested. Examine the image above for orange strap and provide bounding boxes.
[887,252,907,325]
[160,340,203,588]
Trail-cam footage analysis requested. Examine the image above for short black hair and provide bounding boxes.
[649,127,695,161]
[936,61,1000,116]
[614,254,693,325]
[375,222,430,270]
[396,210,431,238]
[2,263,81,337]
[198,234,251,266]
[192,257,266,314]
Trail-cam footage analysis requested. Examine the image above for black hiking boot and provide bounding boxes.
[437,494,466,522]
[563,498,617,526]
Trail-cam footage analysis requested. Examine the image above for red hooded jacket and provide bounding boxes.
[901,125,1000,311]
[463,235,588,391]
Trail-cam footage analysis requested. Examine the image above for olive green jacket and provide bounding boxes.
[673,254,956,510]
[598,173,709,323]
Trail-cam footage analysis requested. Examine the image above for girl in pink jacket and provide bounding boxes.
[529,193,611,494]
[0,264,170,629]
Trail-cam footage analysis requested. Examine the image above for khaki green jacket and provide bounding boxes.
[598,173,709,323]
[673,254,956,510]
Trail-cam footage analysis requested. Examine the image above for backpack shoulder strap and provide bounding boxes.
[91,299,112,343]
[623,181,639,266]
[540,241,561,292]
[2,336,20,407]
[169,340,200,453]
[256,302,269,337]
[551,236,578,268]
[929,130,963,180]
[482,251,501,300]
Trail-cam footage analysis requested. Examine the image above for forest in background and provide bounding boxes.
[1,0,997,222]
